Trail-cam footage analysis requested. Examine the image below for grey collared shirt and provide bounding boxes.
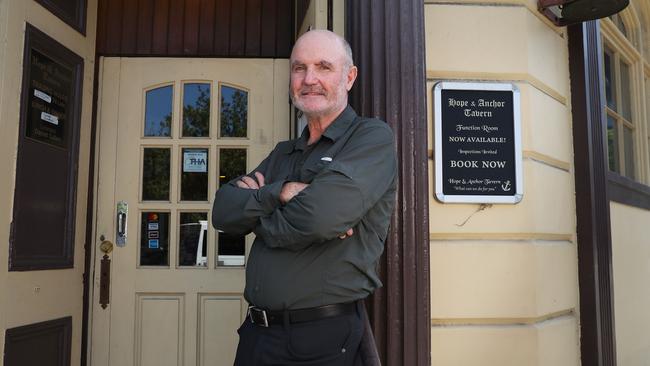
[212,106,397,310]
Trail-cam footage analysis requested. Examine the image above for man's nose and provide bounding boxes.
[303,68,318,85]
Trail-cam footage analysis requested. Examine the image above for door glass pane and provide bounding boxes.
[607,115,619,173]
[142,148,171,201]
[181,148,208,201]
[604,49,617,111]
[623,126,635,180]
[620,62,632,122]
[217,233,245,267]
[182,83,210,137]
[179,212,208,267]
[219,148,247,187]
[216,148,247,267]
[144,86,173,137]
[220,85,248,137]
[140,212,170,266]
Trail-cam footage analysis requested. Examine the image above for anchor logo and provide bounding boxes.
[501,180,512,191]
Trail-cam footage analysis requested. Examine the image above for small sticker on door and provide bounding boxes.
[183,150,208,173]
[148,222,159,230]
[148,231,159,239]
[148,239,159,249]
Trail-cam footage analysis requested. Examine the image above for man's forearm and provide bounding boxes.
[253,123,396,250]
[212,178,284,236]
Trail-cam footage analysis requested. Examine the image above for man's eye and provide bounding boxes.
[293,66,305,72]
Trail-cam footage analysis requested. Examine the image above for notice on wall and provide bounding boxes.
[434,82,522,204]
[24,48,74,148]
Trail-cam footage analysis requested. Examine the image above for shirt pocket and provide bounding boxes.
[300,159,331,183]
[302,159,355,183]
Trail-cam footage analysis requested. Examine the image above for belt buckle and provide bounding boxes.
[248,306,269,327]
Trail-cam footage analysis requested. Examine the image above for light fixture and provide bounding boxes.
[538,0,629,26]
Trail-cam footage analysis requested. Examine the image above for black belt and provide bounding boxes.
[248,301,357,327]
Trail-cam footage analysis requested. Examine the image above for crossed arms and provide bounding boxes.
[211,122,396,251]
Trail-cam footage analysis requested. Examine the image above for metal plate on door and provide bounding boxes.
[116,201,128,246]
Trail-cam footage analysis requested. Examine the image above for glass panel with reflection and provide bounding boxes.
[216,148,247,266]
[607,115,619,173]
[220,85,248,137]
[604,49,617,112]
[181,148,208,201]
[217,233,245,267]
[140,212,170,266]
[620,62,632,122]
[219,148,246,187]
[182,83,210,137]
[142,148,171,201]
[179,212,208,267]
[623,126,635,180]
[144,86,173,137]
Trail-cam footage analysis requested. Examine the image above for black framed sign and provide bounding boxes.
[9,24,83,271]
[24,47,73,148]
[434,82,523,204]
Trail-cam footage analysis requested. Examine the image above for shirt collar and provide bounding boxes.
[322,105,357,142]
[285,106,357,154]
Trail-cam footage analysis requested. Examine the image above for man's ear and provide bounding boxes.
[346,66,358,91]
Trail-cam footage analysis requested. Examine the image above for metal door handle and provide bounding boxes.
[117,212,126,236]
[116,201,128,246]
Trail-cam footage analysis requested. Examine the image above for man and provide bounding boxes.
[212,29,396,366]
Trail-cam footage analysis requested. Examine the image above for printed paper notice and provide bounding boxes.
[183,150,208,173]
[34,89,52,103]
[40,112,59,125]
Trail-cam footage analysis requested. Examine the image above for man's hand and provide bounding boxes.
[236,172,265,189]
[338,228,354,239]
[280,182,309,204]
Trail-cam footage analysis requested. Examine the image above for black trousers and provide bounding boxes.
[234,303,364,365]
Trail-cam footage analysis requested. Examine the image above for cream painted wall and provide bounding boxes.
[610,202,650,365]
[0,0,97,365]
[297,0,328,37]
[296,0,345,38]
[424,2,579,365]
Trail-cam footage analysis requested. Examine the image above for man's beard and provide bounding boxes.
[289,77,348,119]
[290,86,347,119]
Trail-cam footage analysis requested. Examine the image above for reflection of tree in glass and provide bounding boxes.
[145,86,173,136]
[219,149,246,187]
[160,114,171,135]
[143,149,170,200]
[607,129,617,172]
[221,88,248,137]
[144,113,171,136]
[183,85,210,137]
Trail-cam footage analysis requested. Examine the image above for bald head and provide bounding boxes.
[292,30,354,70]
[289,29,358,123]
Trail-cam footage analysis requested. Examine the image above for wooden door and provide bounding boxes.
[90,57,289,366]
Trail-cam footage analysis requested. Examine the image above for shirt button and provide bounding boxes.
[254,286,259,292]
